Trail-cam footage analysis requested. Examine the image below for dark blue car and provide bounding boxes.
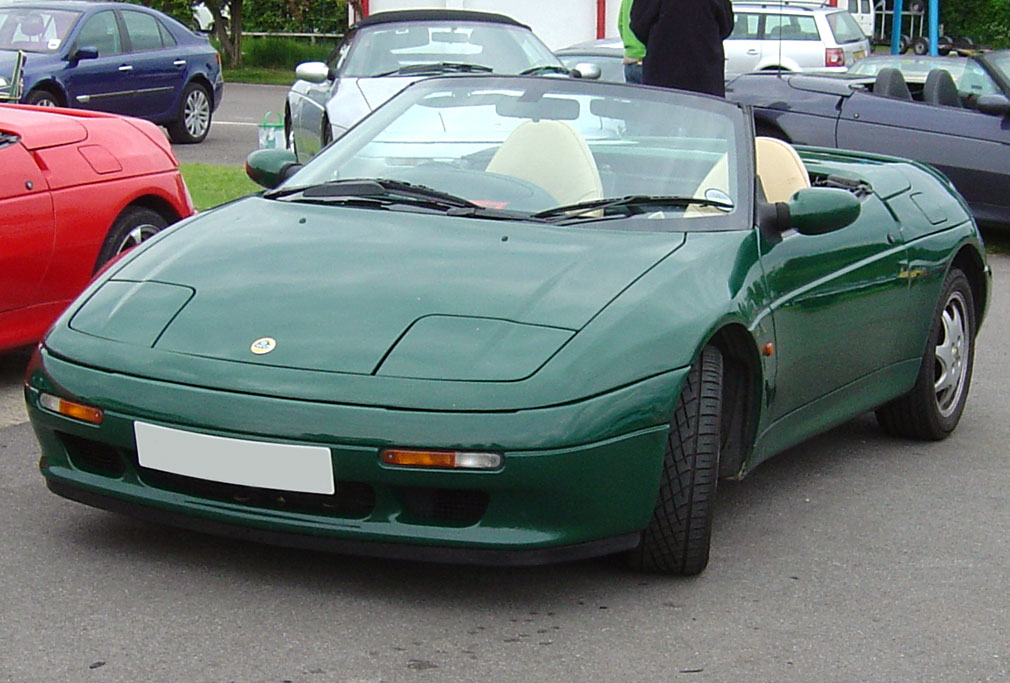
[0,1,223,143]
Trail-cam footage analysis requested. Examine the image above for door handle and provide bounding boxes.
[118,65,133,72]
[173,59,186,67]
[746,49,759,55]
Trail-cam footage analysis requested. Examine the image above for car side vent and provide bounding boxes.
[59,433,127,477]
[396,487,490,526]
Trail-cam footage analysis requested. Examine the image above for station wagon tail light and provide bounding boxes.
[39,392,104,425]
[382,448,502,470]
[825,48,845,67]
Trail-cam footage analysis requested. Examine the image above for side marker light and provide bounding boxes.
[39,393,104,425]
[381,449,502,470]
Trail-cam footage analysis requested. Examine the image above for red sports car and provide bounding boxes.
[1,104,193,353]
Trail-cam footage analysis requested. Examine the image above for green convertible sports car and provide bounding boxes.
[26,76,989,575]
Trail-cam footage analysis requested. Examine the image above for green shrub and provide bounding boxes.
[242,36,337,69]
[940,0,1010,49]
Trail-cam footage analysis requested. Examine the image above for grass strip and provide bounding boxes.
[180,163,261,211]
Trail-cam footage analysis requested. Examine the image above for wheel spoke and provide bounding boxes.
[934,294,968,414]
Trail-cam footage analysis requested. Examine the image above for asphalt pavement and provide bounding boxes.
[172,82,293,167]
[1,255,1008,680]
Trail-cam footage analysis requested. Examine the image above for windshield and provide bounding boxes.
[826,11,865,44]
[849,56,968,83]
[0,8,80,53]
[342,21,561,77]
[281,77,748,230]
[987,52,1010,84]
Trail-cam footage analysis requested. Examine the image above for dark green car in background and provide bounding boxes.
[25,76,989,575]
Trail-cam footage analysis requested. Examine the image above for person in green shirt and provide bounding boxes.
[619,0,646,83]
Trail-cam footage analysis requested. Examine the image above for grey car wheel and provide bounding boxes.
[94,207,169,271]
[168,83,212,144]
[25,88,61,107]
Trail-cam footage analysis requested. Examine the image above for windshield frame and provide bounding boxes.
[280,75,755,233]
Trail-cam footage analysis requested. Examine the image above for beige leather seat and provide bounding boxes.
[755,136,810,203]
[486,120,603,207]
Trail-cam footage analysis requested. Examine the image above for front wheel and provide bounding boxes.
[94,207,169,271]
[875,269,976,440]
[24,88,61,107]
[167,82,212,144]
[628,345,723,575]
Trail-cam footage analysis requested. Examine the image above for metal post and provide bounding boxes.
[890,0,904,54]
[928,0,939,56]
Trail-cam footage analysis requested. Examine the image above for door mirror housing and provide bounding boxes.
[976,93,1010,117]
[786,187,861,235]
[295,61,332,84]
[571,62,602,80]
[245,149,302,189]
[71,46,99,61]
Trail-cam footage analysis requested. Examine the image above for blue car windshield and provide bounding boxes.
[285,77,749,231]
[0,9,80,53]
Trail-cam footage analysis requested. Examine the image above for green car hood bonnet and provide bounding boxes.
[68,198,686,382]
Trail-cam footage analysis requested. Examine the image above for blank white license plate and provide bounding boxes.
[134,422,334,494]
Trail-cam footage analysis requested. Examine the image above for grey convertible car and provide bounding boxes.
[284,9,567,161]
[726,51,1010,227]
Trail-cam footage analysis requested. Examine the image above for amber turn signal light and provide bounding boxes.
[39,393,104,425]
[381,448,502,470]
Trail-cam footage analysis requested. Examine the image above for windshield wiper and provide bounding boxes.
[533,195,735,222]
[376,62,494,77]
[265,178,475,207]
[519,65,572,76]
[264,178,544,222]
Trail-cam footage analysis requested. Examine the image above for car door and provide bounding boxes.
[117,9,186,119]
[724,12,764,75]
[61,10,131,113]
[757,194,909,428]
[0,134,54,314]
[291,36,351,159]
[836,80,1010,222]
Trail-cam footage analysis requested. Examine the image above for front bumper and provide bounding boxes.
[28,349,685,564]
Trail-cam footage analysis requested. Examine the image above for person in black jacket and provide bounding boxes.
[630,0,734,97]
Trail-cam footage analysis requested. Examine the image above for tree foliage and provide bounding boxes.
[940,0,1010,49]
[137,1,349,66]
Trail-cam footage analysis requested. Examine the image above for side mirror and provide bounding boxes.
[976,93,1010,117]
[295,61,331,84]
[785,187,861,235]
[245,149,302,189]
[71,46,99,61]
[571,62,602,80]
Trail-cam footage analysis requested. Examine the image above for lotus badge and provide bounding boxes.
[250,337,276,355]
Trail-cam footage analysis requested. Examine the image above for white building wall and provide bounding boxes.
[361,0,619,50]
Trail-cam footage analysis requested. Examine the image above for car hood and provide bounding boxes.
[355,76,425,111]
[62,197,686,386]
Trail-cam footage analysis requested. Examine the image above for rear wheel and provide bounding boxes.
[94,207,169,271]
[912,36,930,55]
[168,82,212,144]
[628,346,723,575]
[875,269,976,440]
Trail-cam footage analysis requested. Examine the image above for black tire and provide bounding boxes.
[94,207,169,271]
[167,82,212,144]
[907,0,924,13]
[912,36,930,56]
[285,107,297,156]
[321,116,333,149]
[24,88,61,107]
[938,35,953,56]
[899,34,911,54]
[628,345,723,575]
[875,269,976,440]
